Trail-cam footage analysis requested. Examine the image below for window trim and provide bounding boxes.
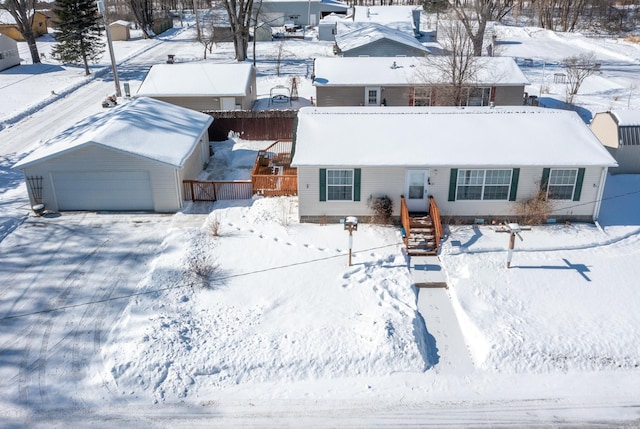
[364,87,381,106]
[546,168,578,200]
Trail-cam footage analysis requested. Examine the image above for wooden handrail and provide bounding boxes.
[400,195,410,249]
[428,195,443,252]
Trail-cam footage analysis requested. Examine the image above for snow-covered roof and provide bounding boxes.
[352,5,420,25]
[136,62,254,98]
[335,23,429,54]
[0,9,46,24]
[110,20,131,27]
[292,106,617,168]
[610,110,640,126]
[313,56,529,87]
[13,97,213,169]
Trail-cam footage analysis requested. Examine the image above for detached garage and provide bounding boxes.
[13,97,213,213]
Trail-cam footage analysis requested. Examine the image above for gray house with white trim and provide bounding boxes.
[292,106,617,223]
[13,98,213,213]
[312,56,529,107]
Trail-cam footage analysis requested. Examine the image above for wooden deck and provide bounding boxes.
[251,140,297,196]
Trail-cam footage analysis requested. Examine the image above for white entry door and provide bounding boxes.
[405,169,429,212]
[221,97,236,110]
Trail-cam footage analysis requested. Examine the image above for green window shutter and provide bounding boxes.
[353,168,361,201]
[540,168,550,192]
[319,169,326,202]
[448,168,458,201]
[509,168,520,201]
[573,168,585,201]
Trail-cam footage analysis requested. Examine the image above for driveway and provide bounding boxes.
[0,212,173,412]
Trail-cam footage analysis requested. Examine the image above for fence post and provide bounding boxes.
[190,181,195,201]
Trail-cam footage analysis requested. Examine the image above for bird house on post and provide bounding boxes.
[505,223,523,268]
[343,216,358,266]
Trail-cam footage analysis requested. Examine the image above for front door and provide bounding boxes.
[405,169,429,212]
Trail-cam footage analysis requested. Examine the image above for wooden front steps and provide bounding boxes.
[405,215,438,256]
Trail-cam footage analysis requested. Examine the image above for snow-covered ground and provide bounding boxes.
[1,16,640,427]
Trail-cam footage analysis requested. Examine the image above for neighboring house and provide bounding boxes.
[312,56,528,107]
[255,0,348,27]
[12,97,213,213]
[333,23,430,57]
[0,33,20,71]
[136,62,258,111]
[291,106,617,223]
[0,10,48,41]
[591,110,640,174]
[351,5,421,36]
[109,20,131,41]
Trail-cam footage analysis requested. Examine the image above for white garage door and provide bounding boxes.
[52,171,154,211]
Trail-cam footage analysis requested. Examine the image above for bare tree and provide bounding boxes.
[423,18,480,105]
[447,0,513,56]
[221,0,254,61]
[563,52,598,104]
[0,0,42,63]
[130,0,154,38]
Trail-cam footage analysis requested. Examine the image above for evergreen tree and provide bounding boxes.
[51,0,105,75]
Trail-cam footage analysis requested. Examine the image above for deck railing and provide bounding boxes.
[400,195,410,248]
[428,195,443,251]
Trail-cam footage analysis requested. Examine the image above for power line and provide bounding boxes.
[0,243,402,321]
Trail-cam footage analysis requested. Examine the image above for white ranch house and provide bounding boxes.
[136,62,257,112]
[291,106,617,224]
[312,56,529,107]
[13,97,213,213]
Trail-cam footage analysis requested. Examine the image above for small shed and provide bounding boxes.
[13,97,213,213]
[109,20,131,41]
[136,62,258,111]
[0,33,20,71]
[318,13,342,41]
[591,110,640,174]
[252,22,273,42]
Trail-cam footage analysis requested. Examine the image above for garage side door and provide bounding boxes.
[52,171,154,211]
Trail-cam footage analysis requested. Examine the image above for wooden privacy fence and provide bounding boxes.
[183,180,253,202]
[206,110,297,141]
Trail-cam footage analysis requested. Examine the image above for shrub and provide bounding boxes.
[367,195,393,224]
[513,190,551,225]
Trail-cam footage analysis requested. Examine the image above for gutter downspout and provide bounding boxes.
[592,167,608,222]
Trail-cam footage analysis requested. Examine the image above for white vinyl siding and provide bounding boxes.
[21,145,185,213]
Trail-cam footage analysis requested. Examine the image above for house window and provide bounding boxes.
[413,87,432,106]
[365,87,381,105]
[457,169,512,200]
[467,87,491,106]
[547,169,578,200]
[327,169,354,201]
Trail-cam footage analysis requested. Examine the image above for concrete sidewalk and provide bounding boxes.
[410,256,474,374]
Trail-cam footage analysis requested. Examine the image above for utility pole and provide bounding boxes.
[96,0,121,97]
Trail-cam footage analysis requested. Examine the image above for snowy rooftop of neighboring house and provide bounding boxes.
[610,110,640,126]
[352,5,420,25]
[13,97,213,170]
[136,62,254,98]
[258,0,346,4]
[334,23,429,54]
[313,56,529,87]
[292,106,617,168]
